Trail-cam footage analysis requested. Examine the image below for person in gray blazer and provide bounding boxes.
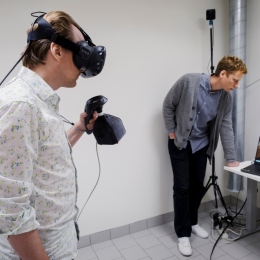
[163,55,247,256]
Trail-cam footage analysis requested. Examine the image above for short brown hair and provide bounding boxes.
[22,11,80,69]
[214,55,248,76]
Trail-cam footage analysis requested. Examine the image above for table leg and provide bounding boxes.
[246,179,257,231]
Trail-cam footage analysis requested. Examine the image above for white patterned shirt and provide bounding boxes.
[0,67,78,259]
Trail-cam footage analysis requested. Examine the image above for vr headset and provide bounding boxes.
[27,12,106,78]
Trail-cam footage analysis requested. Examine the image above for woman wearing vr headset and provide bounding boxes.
[0,11,105,259]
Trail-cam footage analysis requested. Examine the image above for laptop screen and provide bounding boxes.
[255,137,260,163]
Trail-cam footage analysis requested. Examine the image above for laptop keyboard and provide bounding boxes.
[241,163,260,176]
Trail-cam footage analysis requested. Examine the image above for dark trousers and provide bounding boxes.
[168,139,208,238]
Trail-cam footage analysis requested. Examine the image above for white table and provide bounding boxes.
[224,161,260,235]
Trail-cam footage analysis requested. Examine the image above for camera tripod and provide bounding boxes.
[205,155,234,226]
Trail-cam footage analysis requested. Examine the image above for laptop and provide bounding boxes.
[241,137,260,176]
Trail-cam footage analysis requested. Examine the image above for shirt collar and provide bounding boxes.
[18,66,60,107]
[201,73,220,93]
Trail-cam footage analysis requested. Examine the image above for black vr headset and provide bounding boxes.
[27,12,106,78]
[0,11,106,85]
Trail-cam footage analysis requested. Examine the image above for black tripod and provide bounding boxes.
[209,20,214,75]
[204,10,233,226]
[205,156,233,225]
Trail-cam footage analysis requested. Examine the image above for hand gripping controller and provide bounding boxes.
[84,95,108,134]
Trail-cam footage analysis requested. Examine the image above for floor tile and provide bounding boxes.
[195,241,226,259]
[94,246,123,260]
[221,241,252,259]
[148,224,174,238]
[246,240,260,256]
[170,246,200,260]
[112,234,137,250]
[136,234,162,249]
[190,235,211,248]
[145,244,173,260]
[120,245,148,260]
[214,254,235,260]
[239,253,260,260]
[158,233,178,249]
[131,229,152,239]
[76,207,260,260]
[189,255,207,260]
[236,233,259,246]
[76,246,97,260]
[92,240,114,251]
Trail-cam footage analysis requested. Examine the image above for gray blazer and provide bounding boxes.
[163,73,236,163]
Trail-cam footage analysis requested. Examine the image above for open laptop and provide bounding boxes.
[241,137,260,176]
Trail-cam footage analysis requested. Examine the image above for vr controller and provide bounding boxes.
[84,95,126,145]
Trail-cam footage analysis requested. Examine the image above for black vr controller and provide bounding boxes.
[84,95,126,145]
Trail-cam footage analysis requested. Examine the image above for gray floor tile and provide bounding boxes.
[195,242,226,259]
[221,241,253,259]
[158,233,178,249]
[76,207,260,260]
[214,254,235,260]
[145,244,173,260]
[170,246,200,260]
[149,224,174,238]
[131,229,152,239]
[189,255,207,260]
[76,246,97,260]
[246,240,260,256]
[190,235,211,248]
[239,253,260,260]
[112,235,138,250]
[163,257,179,260]
[236,233,259,247]
[94,246,123,260]
[136,234,162,249]
[92,240,114,251]
[120,245,148,260]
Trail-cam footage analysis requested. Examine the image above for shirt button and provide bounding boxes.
[192,106,195,110]
[187,129,190,131]
[183,139,186,141]
[190,118,193,121]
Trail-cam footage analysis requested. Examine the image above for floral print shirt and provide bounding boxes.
[0,67,78,259]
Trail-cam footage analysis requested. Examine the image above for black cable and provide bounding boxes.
[77,142,101,221]
[60,115,74,125]
[0,52,26,86]
[210,198,247,260]
[61,115,101,221]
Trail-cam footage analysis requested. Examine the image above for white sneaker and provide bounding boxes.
[192,224,209,238]
[178,237,192,256]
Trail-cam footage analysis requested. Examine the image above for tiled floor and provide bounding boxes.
[76,208,260,260]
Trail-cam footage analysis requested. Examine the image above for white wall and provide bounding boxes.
[245,0,260,207]
[0,0,232,236]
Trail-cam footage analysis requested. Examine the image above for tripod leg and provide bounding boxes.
[215,184,233,225]
[213,183,218,208]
